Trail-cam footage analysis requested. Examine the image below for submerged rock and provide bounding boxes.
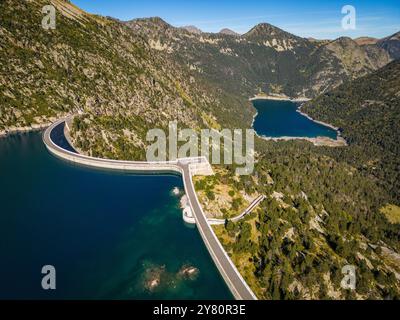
[143,264,166,292]
[172,187,181,196]
[178,264,199,280]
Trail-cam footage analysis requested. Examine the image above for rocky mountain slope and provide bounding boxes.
[0,0,235,158]
[324,37,391,79]
[377,31,400,60]
[126,18,394,100]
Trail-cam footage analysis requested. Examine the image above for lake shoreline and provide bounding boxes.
[250,110,258,128]
[249,94,311,103]
[256,133,347,147]
[250,97,347,147]
[296,104,340,131]
[0,123,51,139]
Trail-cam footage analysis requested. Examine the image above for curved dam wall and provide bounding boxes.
[43,119,183,175]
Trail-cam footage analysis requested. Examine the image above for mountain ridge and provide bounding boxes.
[127,16,397,101]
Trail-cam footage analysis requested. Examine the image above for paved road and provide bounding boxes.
[232,195,266,222]
[208,195,266,225]
[181,164,257,300]
[43,118,257,300]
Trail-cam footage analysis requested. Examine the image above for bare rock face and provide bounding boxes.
[377,31,400,60]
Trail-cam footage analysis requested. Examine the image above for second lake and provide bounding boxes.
[252,99,338,139]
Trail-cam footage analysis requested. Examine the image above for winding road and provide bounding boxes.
[208,195,266,225]
[43,118,257,300]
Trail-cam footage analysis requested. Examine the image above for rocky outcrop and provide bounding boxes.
[377,31,400,60]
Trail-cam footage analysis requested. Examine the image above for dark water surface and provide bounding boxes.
[0,132,231,300]
[252,99,337,139]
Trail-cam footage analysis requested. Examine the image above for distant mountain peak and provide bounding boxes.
[181,25,203,34]
[219,28,239,36]
[243,22,304,42]
[246,22,282,35]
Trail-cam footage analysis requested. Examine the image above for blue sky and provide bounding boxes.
[71,0,400,39]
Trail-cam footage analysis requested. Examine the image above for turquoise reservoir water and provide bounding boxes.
[252,99,337,139]
[0,132,232,300]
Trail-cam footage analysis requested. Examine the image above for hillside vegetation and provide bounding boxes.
[303,60,400,204]
[205,139,400,299]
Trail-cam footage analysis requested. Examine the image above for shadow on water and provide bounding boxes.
[49,122,77,153]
